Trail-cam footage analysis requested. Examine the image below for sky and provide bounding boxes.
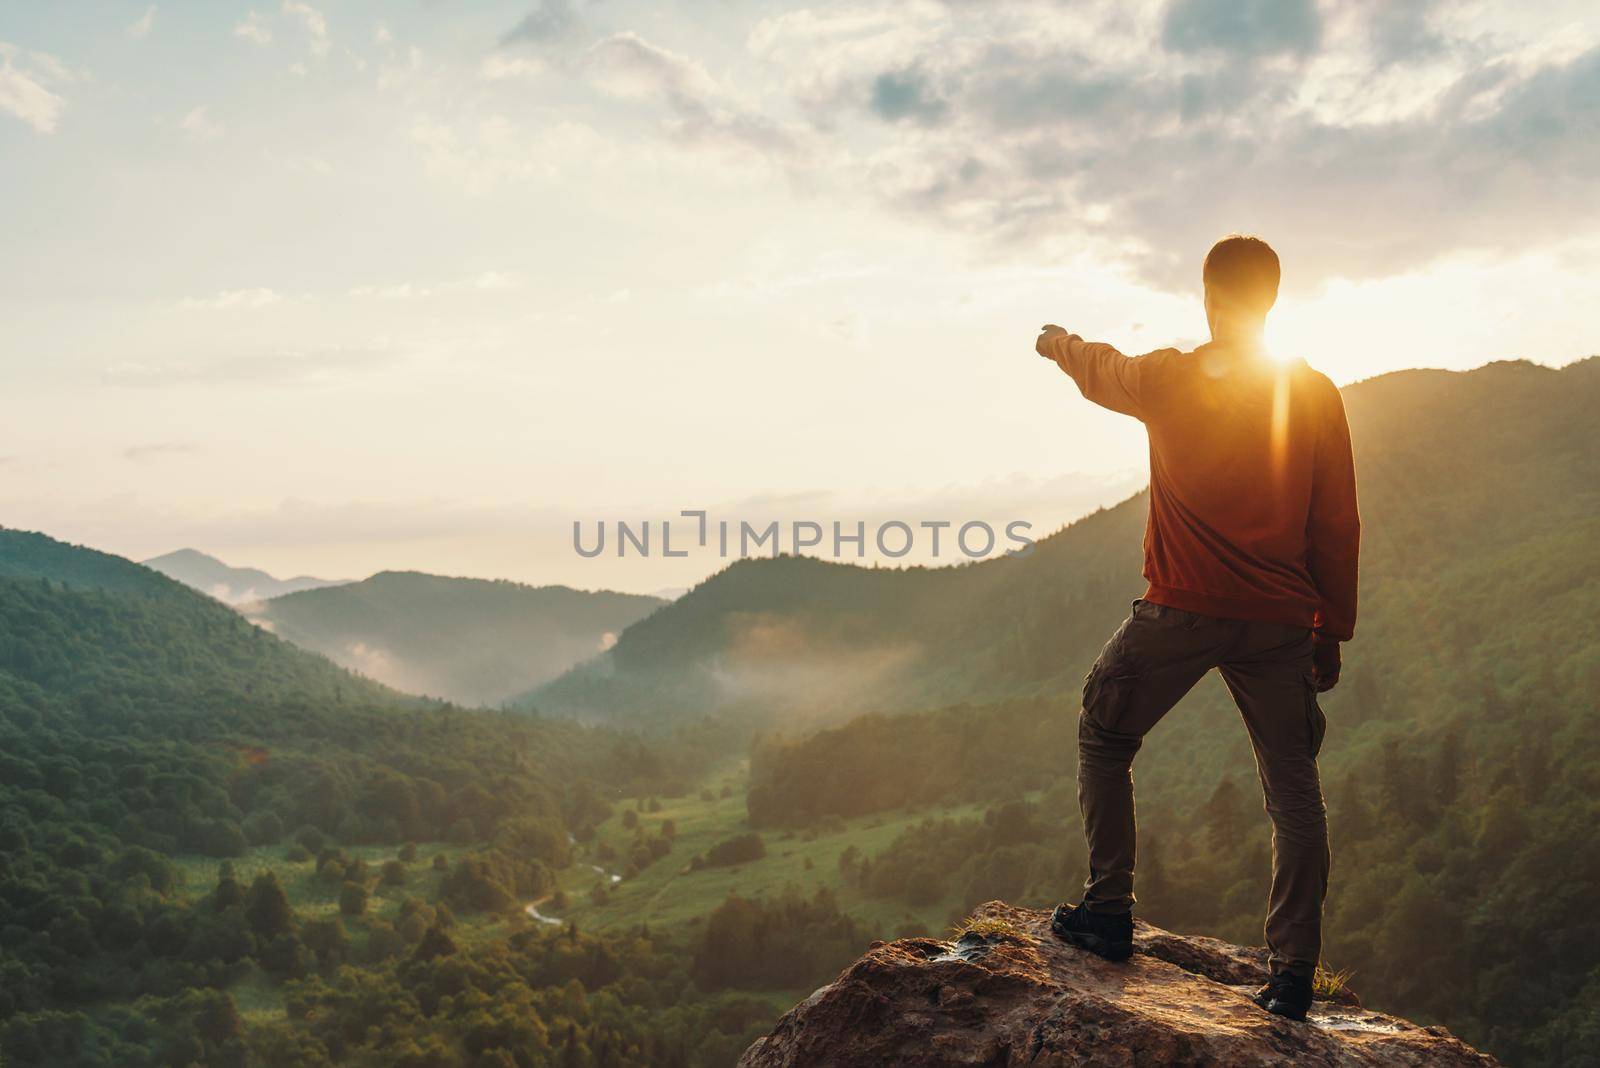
[3,0,1598,593]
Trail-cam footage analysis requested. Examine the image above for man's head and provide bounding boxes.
[1203,235,1279,341]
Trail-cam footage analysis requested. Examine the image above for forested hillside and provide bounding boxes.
[247,572,663,706]
[0,533,751,1066]
[6,530,212,598]
[0,530,398,710]
[527,358,1600,728]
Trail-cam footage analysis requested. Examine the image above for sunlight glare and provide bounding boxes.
[1262,313,1295,363]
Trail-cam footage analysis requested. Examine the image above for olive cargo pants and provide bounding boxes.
[1077,599,1330,978]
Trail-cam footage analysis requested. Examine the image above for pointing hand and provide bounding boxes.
[1036,324,1072,363]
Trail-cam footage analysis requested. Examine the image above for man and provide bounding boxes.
[1035,235,1360,1022]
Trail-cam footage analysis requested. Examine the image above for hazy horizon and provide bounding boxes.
[5,0,1599,591]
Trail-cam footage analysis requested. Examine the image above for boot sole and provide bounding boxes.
[1051,924,1133,962]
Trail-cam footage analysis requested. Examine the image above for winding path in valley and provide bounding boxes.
[524,863,623,925]
[524,894,563,925]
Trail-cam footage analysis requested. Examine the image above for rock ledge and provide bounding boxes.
[738,902,1500,1067]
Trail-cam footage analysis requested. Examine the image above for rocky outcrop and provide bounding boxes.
[738,902,1500,1067]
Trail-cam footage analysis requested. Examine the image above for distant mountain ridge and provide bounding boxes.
[521,357,1600,727]
[143,547,344,604]
[246,571,665,707]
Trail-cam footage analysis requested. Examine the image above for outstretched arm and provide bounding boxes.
[1035,324,1162,420]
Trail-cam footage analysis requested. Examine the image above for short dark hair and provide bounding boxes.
[1203,235,1279,316]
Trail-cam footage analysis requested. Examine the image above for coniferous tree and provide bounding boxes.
[213,863,244,911]
[244,872,293,940]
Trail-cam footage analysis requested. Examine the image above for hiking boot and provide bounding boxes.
[1050,902,1134,962]
[1252,973,1314,1022]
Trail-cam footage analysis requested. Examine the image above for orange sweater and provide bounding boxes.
[1049,335,1360,642]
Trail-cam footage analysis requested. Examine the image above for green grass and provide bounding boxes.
[147,841,535,1032]
[173,842,459,920]
[227,966,285,1025]
[170,839,527,957]
[166,761,1008,951]
[1314,963,1356,1000]
[152,762,1001,1035]
[543,761,998,938]
[950,915,1035,943]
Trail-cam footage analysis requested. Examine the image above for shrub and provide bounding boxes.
[243,810,286,847]
[703,833,766,868]
[339,881,367,917]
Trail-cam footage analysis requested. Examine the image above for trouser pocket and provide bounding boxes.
[1083,663,1138,734]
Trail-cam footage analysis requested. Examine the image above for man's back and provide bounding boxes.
[1048,337,1360,642]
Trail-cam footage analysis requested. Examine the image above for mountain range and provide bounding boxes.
[143,547,344,604]
[244,572,665,706]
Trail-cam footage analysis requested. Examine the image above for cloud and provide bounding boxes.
[587,33,721,102]
[1161,0,1321,57]
[105,344,402,388]
[235,11,273,45]
[470,270,519,291]
[586,32,803,160]
[695,252,888,301]
[746,4,952,128]
[174,0,1591,296]
[1057,43,1600,286]
[870,66,948,124]
[716,1,1600,289]
[0,42,69,133]
[127,6,157,40]
[347,271,519,299]
[468,18,809,183]
[348,282,426,300]
[179,105,224,138]
[122,442,196,461]
[1360,0,1450,66]
[481,53,547,80]
[281,1,329,58]
[411,114,617,194]
[180,287,280,309]
[501,0,579,47]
